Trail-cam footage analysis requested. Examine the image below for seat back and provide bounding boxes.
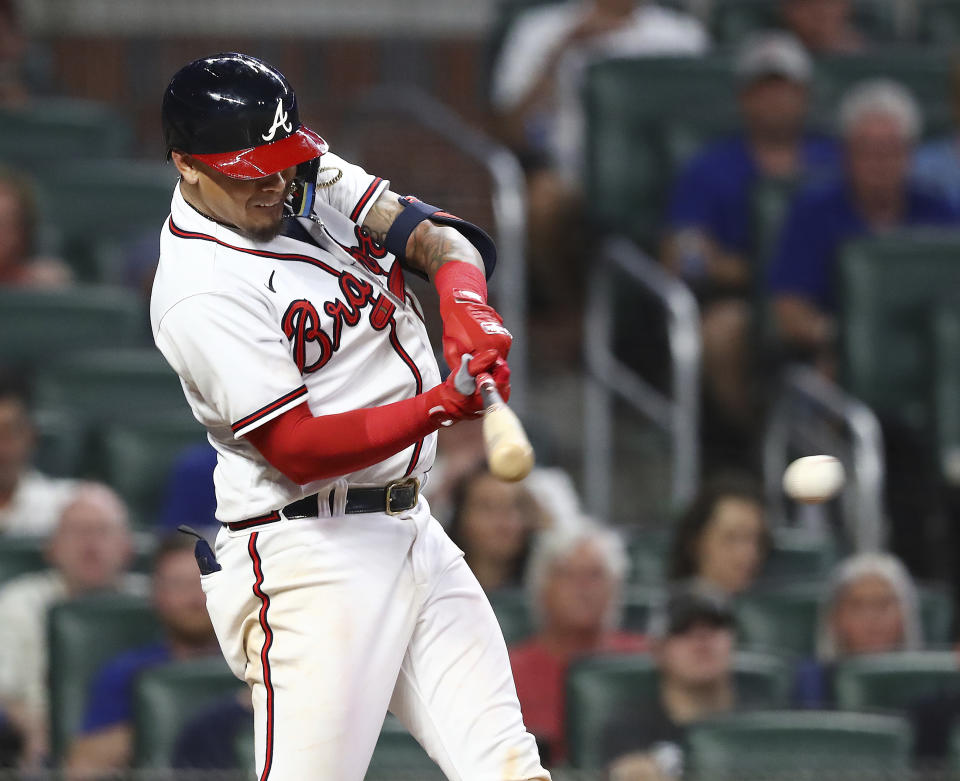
[133,657,245,768]
[735,583,821,656]
[488,588,534,646]
[812,51,954,138]
[687,710,913,778]
[0,286,143,367]
[0,537,47,586]
[366,714,445,779]
[100,420,208,527]
[838,231,960,433]
[583,55,737,247]
[47,160,176,280]
[47,594,161,762]
[34,349,191,430]
[933,302,960,487]
[834,652,960,712]
[0,99,133,170]
[919,0,960,44]
[711,0,897,45]
[566,651,790,768]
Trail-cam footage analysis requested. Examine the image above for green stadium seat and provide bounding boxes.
[366,714,444,779]
[101,419,208,527]
[933,302,960,488]
[734,582,821,656]
[133,656,245,768]
[583,55,737,247]
[838,231,960,435]
[488,588,534,645]
[949,720,960,772]
[231,712,443,778]
[918,0,960,44]
[834,651,960,712]
[626,527,672,584]
[47,594,162,762]
[919,584,954,646]
[47,160,176,280]
[0,99,133,171]
[0,286,143,367]
[622,585,666,633]
[686,710,913,778]
[34,349,191,430]
[565,651,791,768]
[760,527,837,584]
[811,51,955,139]
[710,0,898,45]
[0,536,47,586]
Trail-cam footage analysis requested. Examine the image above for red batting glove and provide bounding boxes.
[435,261,512,373]
[423,350,511,425]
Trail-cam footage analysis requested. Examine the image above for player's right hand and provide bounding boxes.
[425,350,510,425]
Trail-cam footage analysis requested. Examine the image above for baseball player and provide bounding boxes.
[151,53,550,780]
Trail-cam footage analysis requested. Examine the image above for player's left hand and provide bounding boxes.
[438,296,512,374]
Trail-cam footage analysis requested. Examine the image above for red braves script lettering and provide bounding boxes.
[282,271,396,374]
[342,226,387,275]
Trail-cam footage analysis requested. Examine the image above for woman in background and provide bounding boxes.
[794,551,922,708]
[667,472,770,596]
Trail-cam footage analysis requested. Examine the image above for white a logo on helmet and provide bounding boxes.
[262,98,293,141]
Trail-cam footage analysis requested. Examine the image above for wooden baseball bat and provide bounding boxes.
[475,372,535,482]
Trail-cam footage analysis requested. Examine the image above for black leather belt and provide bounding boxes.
[225,478,420,531]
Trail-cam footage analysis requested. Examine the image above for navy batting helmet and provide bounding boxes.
[161,52,327,181]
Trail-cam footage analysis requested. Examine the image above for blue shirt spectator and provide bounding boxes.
[768,177,958,313]
[669,134,839,261]
[157,443,217,531]
[913,138,960,212]
[80,643,170,734]
[172,694,251,770]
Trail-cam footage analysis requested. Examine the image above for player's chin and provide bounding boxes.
[245,209,285,242]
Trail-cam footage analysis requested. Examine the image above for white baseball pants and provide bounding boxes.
[201,493,550,780]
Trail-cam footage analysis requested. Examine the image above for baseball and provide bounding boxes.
[782,455,845,503]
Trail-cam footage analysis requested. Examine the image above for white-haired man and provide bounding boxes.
[768,78,959,368]
[0,483,144,766]
[509,521,646,765]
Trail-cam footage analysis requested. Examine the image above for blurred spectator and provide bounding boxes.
[489,0,706,324]
[422,418,486,524]
[602,584,737,779]
[0,370,76,536]
[667,472,770,597]
[768,79,958,373]
[156,442,217,533]
[0,482,143,766]
[65,534,218,774]
[913,61,960,211]
[447,465,542,592]
[0,167,71,288]
[0,713,20,769]
[509,521,645,763]
[171,690,251,770]
[794,552,921,708]
[780,0,867,55]
[662,32,838,444]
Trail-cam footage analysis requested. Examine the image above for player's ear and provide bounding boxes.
[171,150,201,184]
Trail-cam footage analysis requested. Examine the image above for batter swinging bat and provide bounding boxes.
[455,356,535,482]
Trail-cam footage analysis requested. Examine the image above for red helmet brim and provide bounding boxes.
[191,125,328,180]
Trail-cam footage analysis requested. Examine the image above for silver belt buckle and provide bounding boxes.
[385,477,420,516]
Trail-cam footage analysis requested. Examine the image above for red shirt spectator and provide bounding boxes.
[508,521,645,763]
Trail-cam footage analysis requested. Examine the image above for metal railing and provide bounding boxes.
[763,364,887,551]
[346,86,530,415]
[583,237,701,522]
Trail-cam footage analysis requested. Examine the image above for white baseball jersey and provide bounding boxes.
[151,147,549,781]
[151,151,440,523]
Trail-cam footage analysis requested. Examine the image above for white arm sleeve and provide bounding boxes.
[156,293,308,438]
[312,150,390,226]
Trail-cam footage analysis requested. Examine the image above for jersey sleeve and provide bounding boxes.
[312,150,390,226]
[155,293,308,439]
